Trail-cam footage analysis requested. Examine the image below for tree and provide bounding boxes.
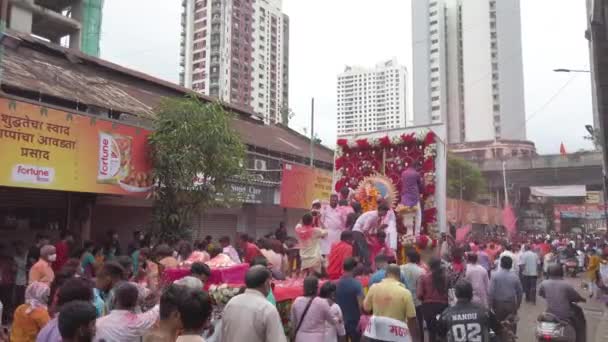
[280,106,295,125]
[149,96,246,241]
[313,133,322,145]
[447,154,487,201]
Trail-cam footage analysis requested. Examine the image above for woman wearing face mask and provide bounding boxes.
[28,245,56,285]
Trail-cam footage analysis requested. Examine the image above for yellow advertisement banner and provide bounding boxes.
[0,98,153,196]
[280,163,333,209]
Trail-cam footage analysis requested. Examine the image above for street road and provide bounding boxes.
[516,276,608,341]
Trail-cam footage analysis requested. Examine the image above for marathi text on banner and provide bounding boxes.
[0,98,152,196]
[363,315,412,342]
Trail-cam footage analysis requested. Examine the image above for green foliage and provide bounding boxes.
[148,95,246,241]
[447,154,487,201]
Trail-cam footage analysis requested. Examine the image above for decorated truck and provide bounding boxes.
[332,125,448,260]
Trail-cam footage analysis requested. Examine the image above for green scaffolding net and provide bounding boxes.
[80,0,104,57]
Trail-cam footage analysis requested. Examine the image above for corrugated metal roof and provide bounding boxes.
[0,30,334,164]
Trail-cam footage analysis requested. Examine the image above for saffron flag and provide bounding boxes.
[455,224,472,243]
[560,142,567,155]
[502,205,517,237]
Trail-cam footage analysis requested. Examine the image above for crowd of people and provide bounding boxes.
[0,189,607,342]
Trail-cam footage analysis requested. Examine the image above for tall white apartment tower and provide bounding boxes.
[412,0,526,144]
[180,0,289,124]
[337,59,407,136]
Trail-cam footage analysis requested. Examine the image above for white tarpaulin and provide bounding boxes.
[530,185,586,197]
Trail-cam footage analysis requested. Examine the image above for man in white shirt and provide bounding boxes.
[94,283,159,342]
[219,236,241,264]
[519,244,540,304]
[352,203,396,270]
[498,244,519,276]
[221,265,286,342]
[320,194,346,255]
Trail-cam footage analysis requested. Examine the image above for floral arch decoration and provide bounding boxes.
[334,130,438,235]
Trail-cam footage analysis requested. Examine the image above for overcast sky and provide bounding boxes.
[101,0,593,155]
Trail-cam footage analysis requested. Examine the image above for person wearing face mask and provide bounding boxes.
[29,245,56,285]
[221,265,287,342]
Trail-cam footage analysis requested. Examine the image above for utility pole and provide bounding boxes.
[459,167,463,201]
[310,98,314,167]
[502,159,509,207]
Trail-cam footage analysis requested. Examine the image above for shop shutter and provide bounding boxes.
[251,205,283,238]
[193,213,238,240]
[0,187,68,209]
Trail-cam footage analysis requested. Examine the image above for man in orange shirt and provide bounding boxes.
[28,245,56,285]
[327,231,354,280]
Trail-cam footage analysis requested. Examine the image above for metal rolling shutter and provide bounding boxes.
[193,213,238,241]
[0,187,67,209]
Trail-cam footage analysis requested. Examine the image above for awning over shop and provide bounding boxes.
[530,185,586,197]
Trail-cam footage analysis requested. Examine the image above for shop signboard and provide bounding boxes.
[227,181,275,204]
[554,204,607,231]
[280,163,333,209]
[0,98,153,197]
[586,191,602,204]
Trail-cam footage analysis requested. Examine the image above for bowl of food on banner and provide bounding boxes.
[118,170,154,193]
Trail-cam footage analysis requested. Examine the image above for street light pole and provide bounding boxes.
[553,68,591,73]
[502,159,509,207]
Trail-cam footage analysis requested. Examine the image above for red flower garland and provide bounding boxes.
[378,135,392,148]
[401,133,416,145]
[334,156,345,170]
[334,131,437,232]
[355,139,371,149]
[424,131,436,145]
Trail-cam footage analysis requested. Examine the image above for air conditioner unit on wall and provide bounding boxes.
[254,159,267,171]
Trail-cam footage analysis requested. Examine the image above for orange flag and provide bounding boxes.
[455,224,472,243]
[560,142,567,155]
[502,205,517,237]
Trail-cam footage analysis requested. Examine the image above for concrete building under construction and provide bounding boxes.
[0,0,103,56]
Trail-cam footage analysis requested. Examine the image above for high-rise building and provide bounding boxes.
[412,0,526,144]
[180,0,289,124]
[336,59,407,136]
[0,0,103,56]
